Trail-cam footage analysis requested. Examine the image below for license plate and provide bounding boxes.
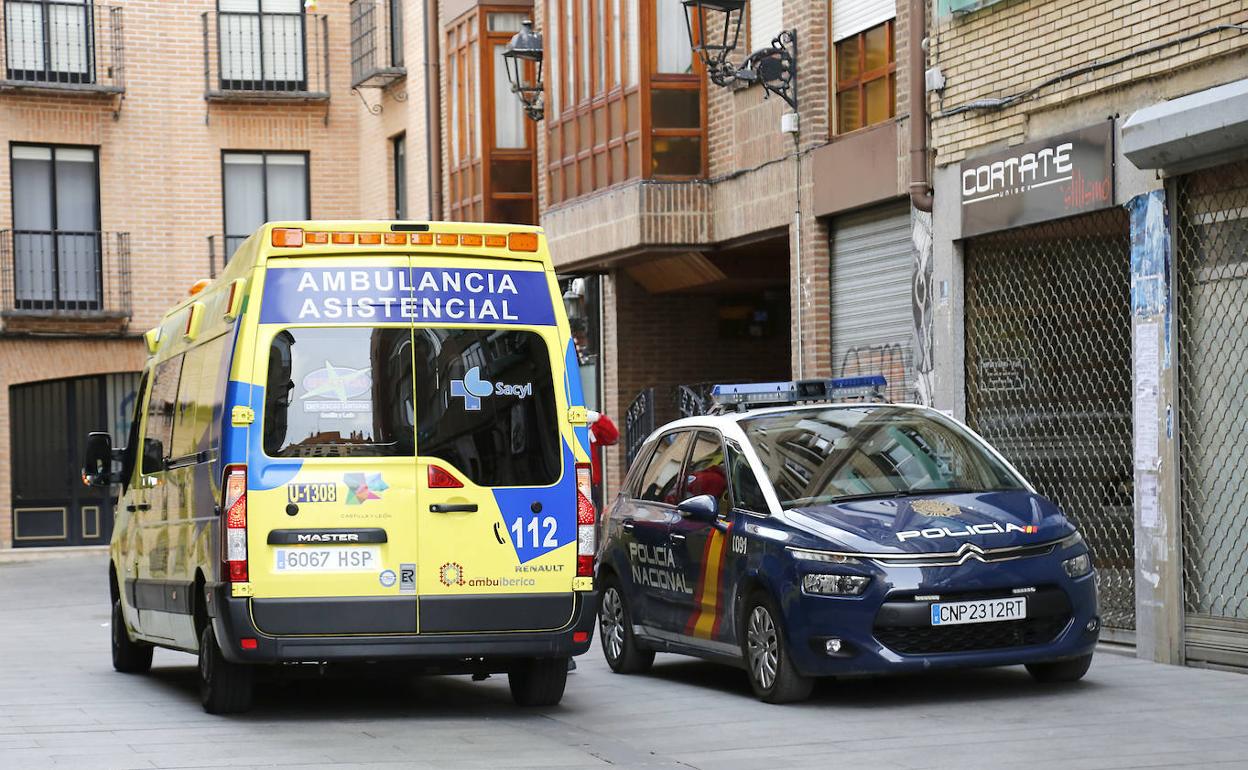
[930,597,1026,626]
[274,546,380,573]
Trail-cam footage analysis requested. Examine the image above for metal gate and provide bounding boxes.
[1176,160,1248,666]
[964,208,1135,635]
[9,372,139,547]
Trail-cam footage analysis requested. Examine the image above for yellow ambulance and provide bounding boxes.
[82,221,598,713]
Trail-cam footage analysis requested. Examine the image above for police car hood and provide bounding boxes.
[784,490,1074,554]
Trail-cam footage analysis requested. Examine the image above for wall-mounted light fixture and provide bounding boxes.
[503,20,544,121]
[680,0,797,110]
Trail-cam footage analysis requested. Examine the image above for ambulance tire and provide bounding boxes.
[1025,653,1093,684]
[599,580,654,674]
[508,658,568,707]
[198,625,254,714]
[111,599,153,674]
[742,592,814,704]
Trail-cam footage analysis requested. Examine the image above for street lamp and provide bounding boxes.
[503,20,544,121]
[679,0,798,110]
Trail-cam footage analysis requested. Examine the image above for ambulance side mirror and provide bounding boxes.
[677,494,718,524]
[82,432,115,488]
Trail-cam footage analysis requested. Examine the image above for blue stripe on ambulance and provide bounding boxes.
[491,441,579,564]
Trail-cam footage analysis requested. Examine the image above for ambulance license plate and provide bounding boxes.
[274,546,380,573]
[930,597,1026,626]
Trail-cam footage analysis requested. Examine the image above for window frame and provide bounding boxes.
[219,149,310,255]
[215,0,309,92]
[833,18,897,135]
[4,0,98,85]
[392,132,407,219]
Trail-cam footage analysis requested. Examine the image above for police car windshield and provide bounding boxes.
[739,406,1026,509]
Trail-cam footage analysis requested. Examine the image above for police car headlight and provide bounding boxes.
[802,574,871,596]
[788,547,861,565]
[1062,552,1092,578]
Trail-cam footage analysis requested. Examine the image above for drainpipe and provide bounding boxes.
[424,0,444,220]
[908,0,933,212]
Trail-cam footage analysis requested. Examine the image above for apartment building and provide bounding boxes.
[922,0,1248,666]
[0,0,435,549]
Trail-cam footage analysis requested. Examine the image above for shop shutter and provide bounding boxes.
[833,0,896,42]
[830,203,913,401]
[750,0,783,51]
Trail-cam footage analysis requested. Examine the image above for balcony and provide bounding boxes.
[0,1,125,95]
[202,9,329,102]
[349,0,403,88]
[0,229,131,333]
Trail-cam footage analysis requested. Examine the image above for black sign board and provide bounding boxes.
[960,121,1115,238]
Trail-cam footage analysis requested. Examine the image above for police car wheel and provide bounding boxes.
[508,657,568,707]
[743,594,813,704]
[599,581,654,674]
[1025,653,1093,684]
[198,625,254,714]
[111,599,153,674]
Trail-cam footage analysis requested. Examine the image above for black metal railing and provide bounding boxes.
[0,0,124,92]
[0,229,131,318]
[202,9,328,100]
[349,0,403,88]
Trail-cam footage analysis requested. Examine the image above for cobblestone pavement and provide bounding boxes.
[3,555,1248,770]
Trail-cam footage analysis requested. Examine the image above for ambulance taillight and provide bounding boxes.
[221,465,248,582]
[575,463,595,578]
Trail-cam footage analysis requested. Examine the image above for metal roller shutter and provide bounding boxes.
[830,202,913,402]
[833,0,896,42]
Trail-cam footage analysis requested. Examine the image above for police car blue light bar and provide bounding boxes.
[710,375,887,410]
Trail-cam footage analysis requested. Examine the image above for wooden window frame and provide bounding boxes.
[833,18,896,135]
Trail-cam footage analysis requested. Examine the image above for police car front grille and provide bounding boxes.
[873,615,1071,655]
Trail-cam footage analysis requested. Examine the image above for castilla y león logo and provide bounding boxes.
[344,472,388,505]
[439,562,465,586]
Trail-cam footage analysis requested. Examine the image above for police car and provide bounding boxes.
[596,377,1099,703]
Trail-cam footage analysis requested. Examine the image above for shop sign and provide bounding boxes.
[960,121,1115,237]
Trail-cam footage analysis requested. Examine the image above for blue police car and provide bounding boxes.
[596,377,1099,703]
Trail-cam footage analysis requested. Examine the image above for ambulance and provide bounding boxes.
[81,221,599,714]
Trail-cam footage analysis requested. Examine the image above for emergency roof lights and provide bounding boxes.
[710,375,888,411]
[270,227,540,252]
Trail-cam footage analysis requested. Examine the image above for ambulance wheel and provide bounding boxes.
[198,625,254,714]
[742,592,813,704]
[508,658,568,707]
[111,599,152,674]
[599,580,654,674]
[1026,653,1093,683]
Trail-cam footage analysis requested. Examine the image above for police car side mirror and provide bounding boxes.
[81,432,115,488]
[677,494,718,524]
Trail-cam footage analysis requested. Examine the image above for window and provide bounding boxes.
[388,0,403,67]
[749,0,783,52]
[654,0,690,74]
[9,143,101,310]
[143,356,183,474]
[682,431,729,512]
[217,0,306,92]
[222,151,308,257]
[835,19,895,134]
[4,0,93,84]
[413,328,561,487]
[392,133,407,219]
[727,442,770,513]
[169,335,228,461]
[264,327,414,458]
[636,431,692,504]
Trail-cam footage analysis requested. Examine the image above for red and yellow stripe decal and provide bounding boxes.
[686,523,732,639]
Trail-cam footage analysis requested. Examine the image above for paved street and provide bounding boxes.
[4,555,1248,770]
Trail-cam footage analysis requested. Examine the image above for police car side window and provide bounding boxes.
[727,442,769,514]
[636,431,693,504]
[682,432,730,513]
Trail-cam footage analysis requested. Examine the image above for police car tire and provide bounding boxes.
[508,657,568,707]
[743,593,814,704]
[111,599,153,674]
[1025,653,1093,684]
[599,580,655,674]
[198,625,254,714]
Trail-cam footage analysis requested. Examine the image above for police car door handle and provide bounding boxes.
[670,532,687,541]
[429,503,478,513]
[621,520,636,531]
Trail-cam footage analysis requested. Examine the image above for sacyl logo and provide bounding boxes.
[450,366,534,411]
[896,522,1037,542]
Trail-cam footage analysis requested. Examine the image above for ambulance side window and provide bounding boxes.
[120,370,149,489]
[727,441,769,514]
[143,357,183,474]
[636,431,693,505]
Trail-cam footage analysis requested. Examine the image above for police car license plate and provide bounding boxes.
[274,546,380,573]
[930,597,1026,626]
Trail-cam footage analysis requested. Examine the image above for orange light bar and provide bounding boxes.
[485,234,507,248]
[332,232,355,245]
[436,233,459,246]
[509,232,539,252]
[460,233,483,247]
[358,233,382,245]
[384,232,408,245]
[412,232,434,245]
[188,278,211,296]
[271,228,304,248]
[305,231,329,244]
